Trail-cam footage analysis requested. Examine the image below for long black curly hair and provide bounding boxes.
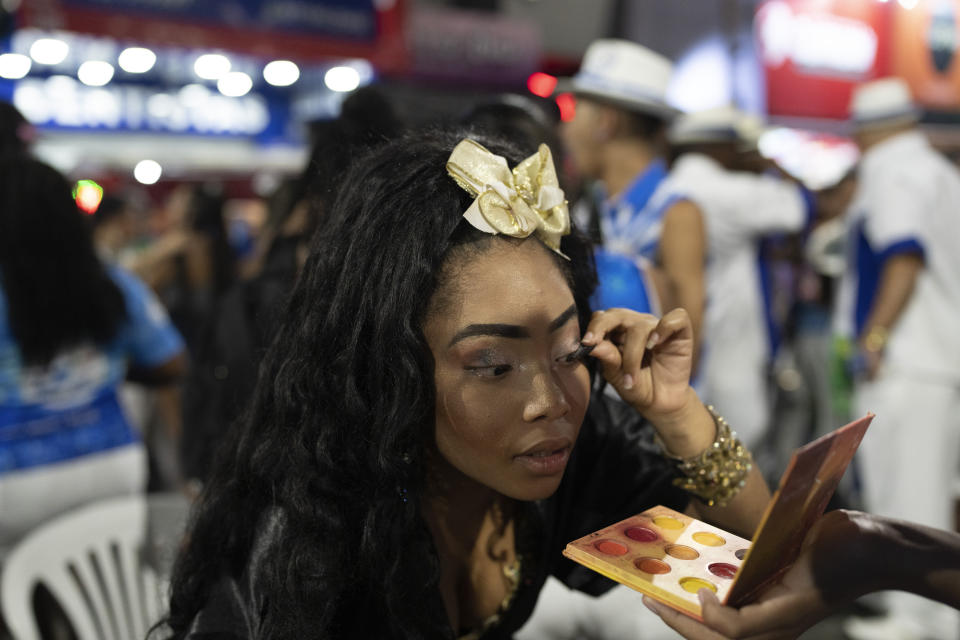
[163,128,597,639]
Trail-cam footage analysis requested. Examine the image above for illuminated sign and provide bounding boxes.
[755,0,890,119]
[13,76,271,135]
[757,1,879,77]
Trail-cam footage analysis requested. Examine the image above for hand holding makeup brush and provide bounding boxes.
[581,307,715,458]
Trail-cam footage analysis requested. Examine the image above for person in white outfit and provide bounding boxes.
[664,108,812,448]
[836,77,960,640]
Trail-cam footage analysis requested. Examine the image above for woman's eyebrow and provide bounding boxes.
[548,305,578,332]
[448,304,578,347]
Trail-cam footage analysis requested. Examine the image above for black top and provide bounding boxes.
[183,393,690,639]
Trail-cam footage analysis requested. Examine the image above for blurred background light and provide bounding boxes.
[178,83,210,107]
[29,38,69,65]
[527,72,557,98]
[263,60,300,87]
[324,66,360,92]
[217,71,253,97]
[118,47,156,74]
[134,159,162,185]
[73,179,103,215]
[0,53,30,79]
[555,92,576,122]
[77,60,115,87]
[194,53,231,80]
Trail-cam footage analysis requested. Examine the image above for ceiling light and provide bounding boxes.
[118,47,156,73]
[77,60,114,87]
[324,66,360,92]
[263,60,300,87]
[217,71,252,97]
[0,53,31,79]
[29,38,69,65]
[194,53,231,80]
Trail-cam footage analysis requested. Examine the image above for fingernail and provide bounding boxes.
[622,374,634,389]
[582,332,595,343]
[642,597,659,614]
[697,588,711,606]
[646,332,660,350]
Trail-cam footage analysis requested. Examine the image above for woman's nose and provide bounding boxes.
[522,369,571,423]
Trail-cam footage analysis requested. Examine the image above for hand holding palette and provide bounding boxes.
[562,414,873,621]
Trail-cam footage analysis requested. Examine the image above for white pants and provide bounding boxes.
[0,444,146,559]
[855,372,960,639]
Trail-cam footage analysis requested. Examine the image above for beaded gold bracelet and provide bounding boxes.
[655,406,753,507]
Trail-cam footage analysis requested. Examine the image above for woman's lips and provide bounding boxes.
[514,444,572,475]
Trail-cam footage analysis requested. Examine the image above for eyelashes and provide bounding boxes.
[464,342,593,378]
[561,343,595,364]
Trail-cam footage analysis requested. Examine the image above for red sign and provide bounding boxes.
[756,0,892,119]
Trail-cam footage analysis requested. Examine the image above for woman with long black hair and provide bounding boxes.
[164,129,770,639]
[0,156,186,555]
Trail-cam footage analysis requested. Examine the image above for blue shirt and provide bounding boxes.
[0,266,184,473]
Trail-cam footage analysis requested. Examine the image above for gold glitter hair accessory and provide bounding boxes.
[656,406,753,507]
[446,139,571,258]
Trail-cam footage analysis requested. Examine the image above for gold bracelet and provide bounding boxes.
[656,406,753,507]
[862,325,888,353]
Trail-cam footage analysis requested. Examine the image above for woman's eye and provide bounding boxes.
[466,364,512,378]
[557,348,584,366]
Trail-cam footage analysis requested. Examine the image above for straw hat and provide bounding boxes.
[849,77,920,130]
[559,39,680,121]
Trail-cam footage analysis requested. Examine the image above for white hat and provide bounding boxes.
[668,106,747,145]
[849,77,920,129]
[561,39,680,120]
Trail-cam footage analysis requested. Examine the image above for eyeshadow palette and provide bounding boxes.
[563,505,749,617]
[563,413,874,620]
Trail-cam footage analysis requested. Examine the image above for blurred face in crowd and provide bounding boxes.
[423,238,591,501]
[562,96,608,180]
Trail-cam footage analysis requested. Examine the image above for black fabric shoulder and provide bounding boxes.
[182,509,286,639]
[540,390,689,595]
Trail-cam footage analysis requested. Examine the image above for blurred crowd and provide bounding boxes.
[1,35,959,640]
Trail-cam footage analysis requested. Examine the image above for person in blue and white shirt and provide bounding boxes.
[664,107,813,448]
[561,40,707,353]
[0,156,186,557]
[836,77,960,640]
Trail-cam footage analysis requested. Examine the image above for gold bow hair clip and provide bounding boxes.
[446,139,571,258]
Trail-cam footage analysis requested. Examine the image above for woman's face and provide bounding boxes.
[423,238,591,501]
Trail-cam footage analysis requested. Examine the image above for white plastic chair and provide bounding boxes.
[1,493,189,640]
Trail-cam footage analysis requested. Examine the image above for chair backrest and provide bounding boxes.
[1,493,188,640]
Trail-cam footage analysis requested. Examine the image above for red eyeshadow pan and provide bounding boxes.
[635,557,671,574]
[708,563,739,579]
[625,526,659,542]
[594,539,628,556]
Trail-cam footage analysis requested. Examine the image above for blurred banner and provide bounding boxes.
[755,0,891,119]
[757,0,960,120]
[891,0,960,113]
[19,0,407,69]
[405,7,540,84]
